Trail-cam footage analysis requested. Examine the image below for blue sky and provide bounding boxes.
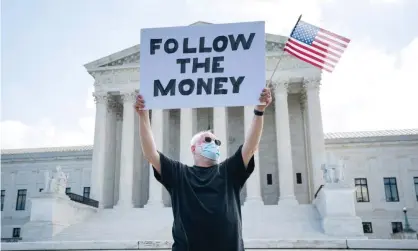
[1,0,418,149]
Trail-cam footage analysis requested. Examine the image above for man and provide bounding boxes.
[134,88,272,251]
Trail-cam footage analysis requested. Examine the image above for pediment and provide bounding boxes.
[84,44,141,70]
[189,21,213,26]
[84,21,288,71]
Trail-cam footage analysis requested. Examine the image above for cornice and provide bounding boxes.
[3,136,417,163]
[92,68,140,92]
[325,136,418,149]
[1,146,93,163]
[90,65,140,74]
[266,54,313,71]
[1,153,92,164]
[325,129,418,140]
[99,52,140,68]
[84,44,140,70]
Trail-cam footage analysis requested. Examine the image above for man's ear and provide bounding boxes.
[191,145,196,153]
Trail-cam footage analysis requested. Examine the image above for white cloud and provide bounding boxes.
[0,117,95,149]
[0,87,96,149]
[369,0,402,4]
[1,0,416,149]
[185,0,323,35]
[320,37,418,132]
[0,0,327,150]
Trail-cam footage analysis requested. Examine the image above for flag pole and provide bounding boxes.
[267,14,302,87]
[289,14,302,38]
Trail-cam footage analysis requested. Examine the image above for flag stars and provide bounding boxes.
[291,21,318,45]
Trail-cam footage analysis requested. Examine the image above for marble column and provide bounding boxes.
[91,92,110,208]
[113,108,123,206]
[103,99,118,208]
[300,95,313,202]
[303,78,325,198]
[115,91,136,209]
[213,107,228,162]
[146,109,164,207]
[243,106,264,206]
[180,108,196,165]
[132,106,142,207]
[274,81,298,206]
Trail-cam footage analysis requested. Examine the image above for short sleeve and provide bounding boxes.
[152,151,182,191]
[223,145,255,188]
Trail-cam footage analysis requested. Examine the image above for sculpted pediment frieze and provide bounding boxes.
[99,52,140,68]
[265,41,284,53]
[266,55,313,71]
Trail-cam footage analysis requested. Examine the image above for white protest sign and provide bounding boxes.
[139,21,266,110]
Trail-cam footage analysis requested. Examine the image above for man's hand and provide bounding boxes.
[256,88,272,111]
[134,94,147,116]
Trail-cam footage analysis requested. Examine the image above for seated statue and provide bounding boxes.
[321,159,345,184]
[44,166,69,195]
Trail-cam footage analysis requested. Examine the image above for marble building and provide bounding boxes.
[1,22,418,250]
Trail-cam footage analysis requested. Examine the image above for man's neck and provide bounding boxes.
[194,156,217,167]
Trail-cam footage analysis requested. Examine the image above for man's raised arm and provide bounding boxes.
[135,95,162,174]
[242,88,272,167]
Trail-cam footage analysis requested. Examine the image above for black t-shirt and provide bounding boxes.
[153,145,254,251]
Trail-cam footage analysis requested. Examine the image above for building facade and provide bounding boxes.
[2,128,417,240]
[1,22,418,242]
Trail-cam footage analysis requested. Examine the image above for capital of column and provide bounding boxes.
[115,104,123,121]
[106,98,118,113]
[93,92,110,105]
[272,80,289,95]
[302,77,321,93]
[300,92,307,111]
[120,91,137,104]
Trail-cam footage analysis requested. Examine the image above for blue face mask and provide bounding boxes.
[197,141,220,161]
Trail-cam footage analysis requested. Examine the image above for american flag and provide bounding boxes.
[284,20,350,73]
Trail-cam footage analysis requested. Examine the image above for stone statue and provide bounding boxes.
[335,160,345,182]
[321,164,332,183]
[44,166,69,195]
[321,158,345,184]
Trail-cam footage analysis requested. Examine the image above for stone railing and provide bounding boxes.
[66,192,98,208]
[314,184,324,199]
[1,238,22,243]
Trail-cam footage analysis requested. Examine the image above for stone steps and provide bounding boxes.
[3,239,418,251]
[52,204,329,241]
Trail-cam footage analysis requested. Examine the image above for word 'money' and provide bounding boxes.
[150,33,256,97]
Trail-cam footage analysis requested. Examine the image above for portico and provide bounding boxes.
[85,23,325,209]
[89,85,324,209]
